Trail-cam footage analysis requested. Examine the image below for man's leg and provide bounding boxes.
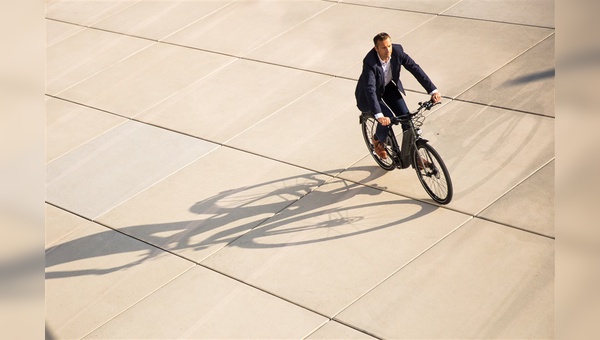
[374,99,395,144]
[383,88,430,168]
[375,84,410,143]
[382,85,410,131]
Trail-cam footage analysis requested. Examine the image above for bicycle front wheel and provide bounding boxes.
[361,115,395,171]
[413,143,453,204]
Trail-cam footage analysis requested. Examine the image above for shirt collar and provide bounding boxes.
[378,55,389,65]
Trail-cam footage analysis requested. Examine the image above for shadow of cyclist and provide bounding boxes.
[45,166,437,279]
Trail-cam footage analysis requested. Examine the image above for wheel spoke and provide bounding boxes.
[413,143,453,204]
[361,115,395,171]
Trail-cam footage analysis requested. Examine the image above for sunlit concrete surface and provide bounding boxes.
[45,0,554,338]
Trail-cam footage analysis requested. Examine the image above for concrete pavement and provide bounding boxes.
[45,0,555,338]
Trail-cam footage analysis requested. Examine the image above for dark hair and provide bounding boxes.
[373,32,391,46]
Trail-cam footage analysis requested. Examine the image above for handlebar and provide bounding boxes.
[418,100,440,111]
[391,100,441,125]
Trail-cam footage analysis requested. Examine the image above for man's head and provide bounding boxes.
[373,32,392,61]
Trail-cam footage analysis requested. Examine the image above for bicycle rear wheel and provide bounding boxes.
[413,143,453,204]
[361,115,395,170]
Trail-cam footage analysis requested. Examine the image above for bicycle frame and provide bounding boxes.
[359,99,452,204]
[381,100,432,169]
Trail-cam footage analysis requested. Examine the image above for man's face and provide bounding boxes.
[375,38,392,61]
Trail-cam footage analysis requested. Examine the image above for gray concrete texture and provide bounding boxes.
[45,0,555,338]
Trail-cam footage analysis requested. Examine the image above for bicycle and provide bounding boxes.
[359,100,453,204]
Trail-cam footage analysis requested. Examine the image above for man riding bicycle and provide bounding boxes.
[355,32,441,160]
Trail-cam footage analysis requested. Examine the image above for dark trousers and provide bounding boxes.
[375,82,410,143]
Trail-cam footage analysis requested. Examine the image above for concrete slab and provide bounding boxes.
[341,0,461,14]
[45,204,86,247]
[96,146,331,263]
[46,97,126,163]
[91,0,232,41]
[400,16,553,98]
[46,217,194,339]
[480,160,554,237]
[46,25,153,95]
[57,42,236,117]
[244,3,434,75]
[163,0,333,56]
[46,19,84,47]
[135,58,331,142]
[443,0,554,28]
[46,120,217,219]
[341,101,554,214]
[307,320,376,339]
[44,0,555,337]
[341,16,553,98]
[226,77,372,173]
[83,266,327,339]
[335,218,554,339]
[45,0,140,27]
[459,34,555,117]
[202,178,470,317]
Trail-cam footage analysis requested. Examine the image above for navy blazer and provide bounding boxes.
[355,43,436,114]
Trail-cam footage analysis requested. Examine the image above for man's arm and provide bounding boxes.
[360,61,383,116]
[399,47,437,95]
[364,67,391,125]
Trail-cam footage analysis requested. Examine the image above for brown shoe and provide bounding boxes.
[416,156,432,170]
[372,137,387,159]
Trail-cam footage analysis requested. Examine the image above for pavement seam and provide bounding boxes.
[320,318,383,340]
[128,56,240,120]
[47,200,339,335]
[45,98,131,164]
[90,144,222,221]
[50,39,158,98]
[439,0,465,14]
[45,20,87,48]
[69,25,160,44]
[238,1,337,59]
[338,1,454,17]
[439,13,555,30]
[471,158,556,240]
[79,265,197,339]
[80,0,143,29]
[472,157,554,217]
[474,215,555,239]
[452,98,556,118]
[197,262,334,320]
[332,1,554,30]
[303,318,383,340]
[157,0,236,43]
[329,216,474,321]
[197,171,340,264]
[334,156,466,217]
[221,76,334,145]
[452,32,556,103]
[45,202,198,264]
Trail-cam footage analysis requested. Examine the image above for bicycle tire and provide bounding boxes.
[413,143,453,204]
[361,115,395,171]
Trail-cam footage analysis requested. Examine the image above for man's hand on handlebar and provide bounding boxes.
[377,116,391,126]
[431,92,441,103]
